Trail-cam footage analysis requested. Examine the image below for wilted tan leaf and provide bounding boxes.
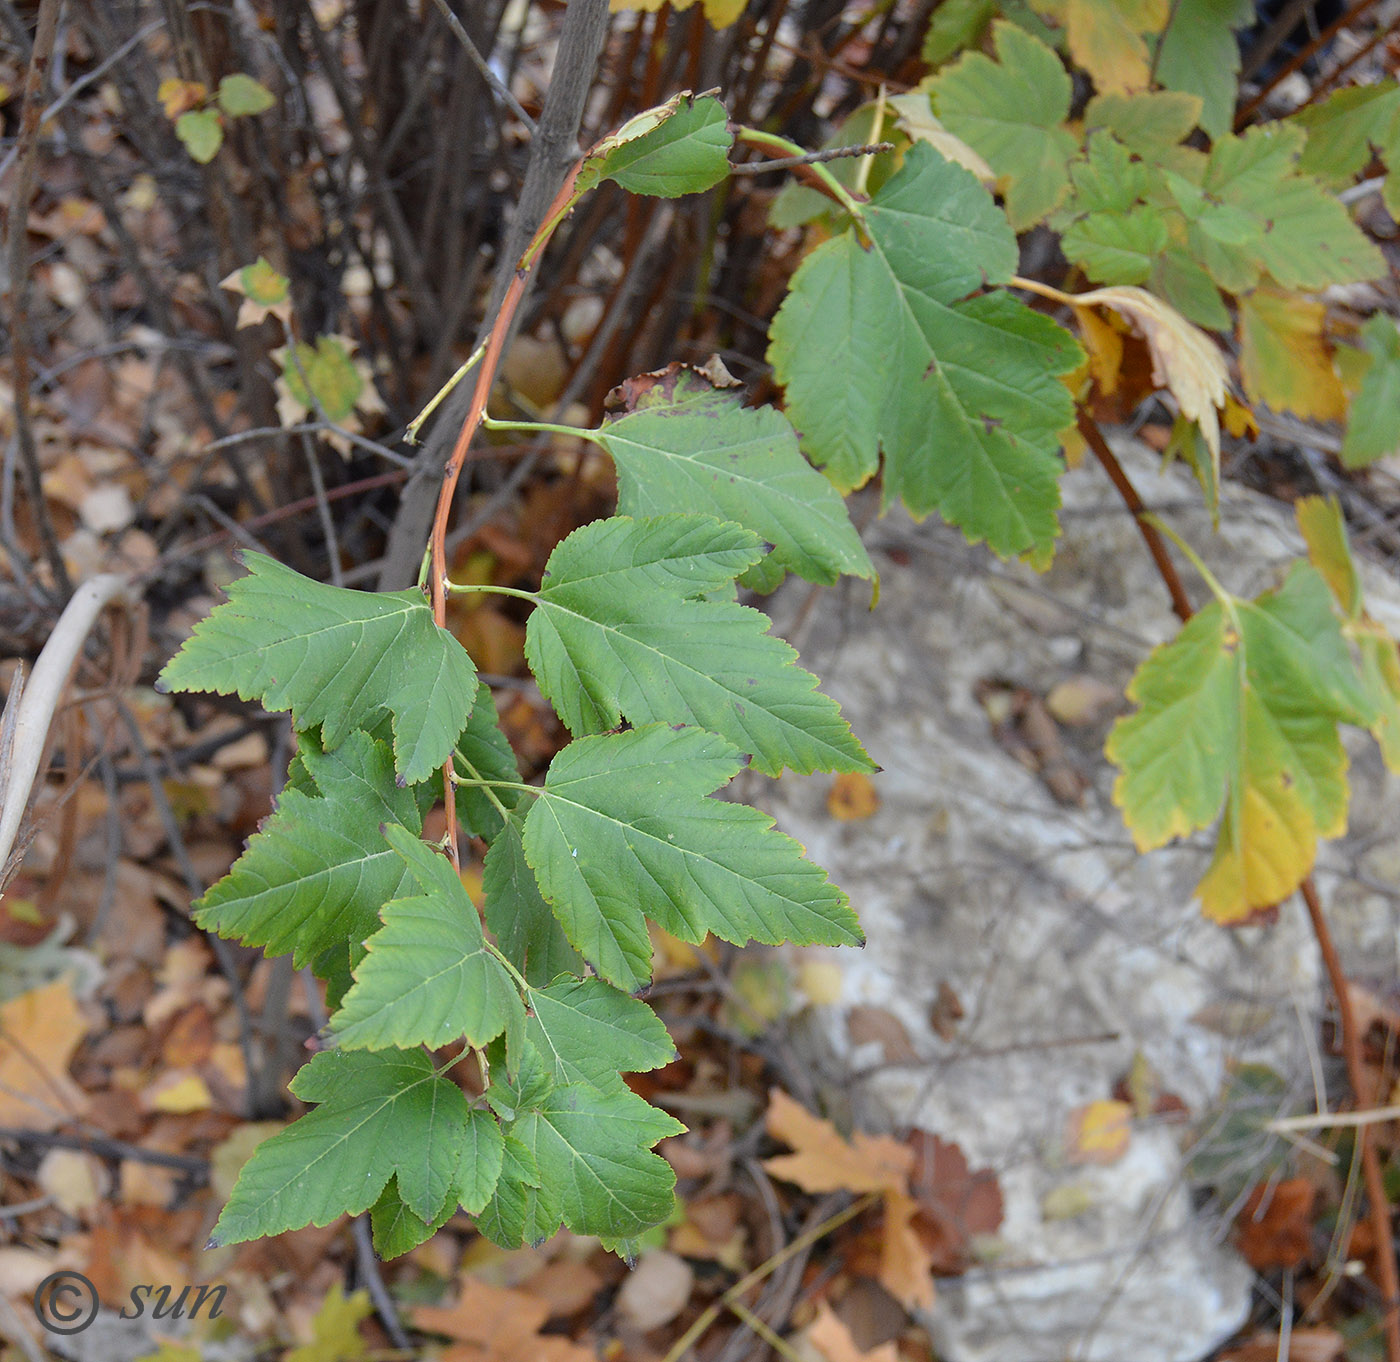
[888,92,995,181]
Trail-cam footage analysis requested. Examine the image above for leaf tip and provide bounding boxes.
[205,1236,221,1251]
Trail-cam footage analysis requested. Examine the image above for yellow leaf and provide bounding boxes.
[1239,289,1346,422]
[157,77,206,119]
[1296,495,1360,617]
[827,772,879,821]
[1065,1098,1132,1163]
[1077,306,1125,396]
[609,0,746,26]
[0,977,90,1130]
[763,1088,912,1195]
[145,1071,213,1113]
[1222,393,1258,439]
[1062,0,1168,95]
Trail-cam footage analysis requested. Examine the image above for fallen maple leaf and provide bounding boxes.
[0,976,90,1129]
[763,1089,911,1195]
[414,1277,594,1362]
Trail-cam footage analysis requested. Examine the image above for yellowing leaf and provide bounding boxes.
[157,77,206,118]
[0,977,90,1130]
[763,1088,911,1195]
[1238,290,1345,422]
[1039,0,1170,95]
[1066,1098,1132,1163]
[220,256,291,329]
[1107,562,1375,922]
[827,772,879,821]
[275,335,371,429]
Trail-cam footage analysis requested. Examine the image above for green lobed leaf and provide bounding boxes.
[524,514,872,776]
[216,73,276,116]
[1191,126,1385,295]
[512,1080,683,1241]
[175,108,223,162]
[193,733,423,969]
[327,824,525,1053]
[475,1129,553,1249]
[484,806,585,988]
[929,21,1078,229]
[1082,91,1203,152]
[1062,207,1169,285]
[526,977,677,1089]
[369,1178,457,1258]
[1341,315,1400,469]
[158,551,477,786]
[1107,563,1375,919]
[596,365,875,588]
[522,725,863,992]
[1152,0,1253,139]
[1292,82,1400,190]
[768,143,1082,560]
[482,1037,684,1244]
[578,92,732,198]
[210,1049,477,1245]
[922,0,999,65]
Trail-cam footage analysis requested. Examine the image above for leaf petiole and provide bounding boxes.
[480,412,596,443]
[443,581,539,604]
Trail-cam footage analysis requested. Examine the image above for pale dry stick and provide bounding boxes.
[0,574,130,888]
[1268,1102,1400,1133]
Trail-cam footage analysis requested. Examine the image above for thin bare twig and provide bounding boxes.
[728,141,894,173]
[426,0,536,133]
[5,0,73,598]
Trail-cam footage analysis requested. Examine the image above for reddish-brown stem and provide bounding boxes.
[1076,412,1193,624]
[1301,876,1400,1362]
[427,163,583,865]
[1234,0,1383,127]
[1081,404,1400,1361]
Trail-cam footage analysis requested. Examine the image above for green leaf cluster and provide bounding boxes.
[161,304,872,1254]
[768,141,1083,562]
